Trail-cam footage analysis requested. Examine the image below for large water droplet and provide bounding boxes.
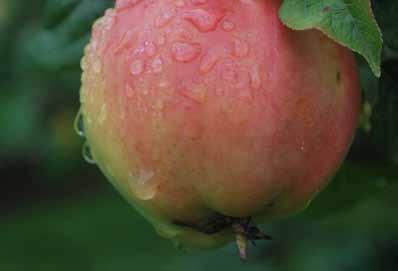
[200,51,219,74]
[82,142,96,164]
[171,42,202,62]
[130,59,145,76]
[74,109,85,137]
[155,7,176,28]
[128,170,157,200]
[182,9,222,32]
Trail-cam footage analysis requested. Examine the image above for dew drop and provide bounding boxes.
[199,52,219,74]
[82,142,96,164]
[300,141,306,152]
[151,56,163,73]
[250,65,262,90]
[155,7,176,28]
[171,42,202,62]
[183,9,222,32]
[222,19,235,32]
[130,59,145,76]
[233,38,250,58]
[144,41,157,57]
[93,57,102,74]
[80,56,88,71]
[74,109,85,137]
[103,9,116,31]
[128,170,157,200]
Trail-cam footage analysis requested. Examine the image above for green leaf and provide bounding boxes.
[279,0,383,77]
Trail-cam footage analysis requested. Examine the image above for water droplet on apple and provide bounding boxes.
[200,51,220,74]
[80,56,88,71]
[144,41,157,57]
[151,56,163,74]
[93,57,102,74]
[155,7,176,28]
[250,65,262,90]
[157,34,167,45]
[221,58,239,82]
[182,83,208,103]
[82,142,96,164]
[74,109,85,137]
[183,9,222,32]
[171,42,202,62]
[300,141,306,152]
[222,19,235,32]
[233,38,250,58]
[130,59,145,76]
[154,99,165,111]
[128,170,157,200]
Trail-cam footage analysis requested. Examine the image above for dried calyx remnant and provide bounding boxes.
[174,214,272,260]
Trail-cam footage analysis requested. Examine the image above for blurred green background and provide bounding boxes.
[0,0,397,270]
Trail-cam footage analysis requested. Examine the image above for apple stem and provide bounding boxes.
[232,223,248,260]
[232,217,272,260]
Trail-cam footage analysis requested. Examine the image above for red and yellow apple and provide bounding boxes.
[79,0,360,249]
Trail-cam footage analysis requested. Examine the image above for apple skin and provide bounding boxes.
[79,0,360,248]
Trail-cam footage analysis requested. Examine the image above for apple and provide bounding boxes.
[78,0,360,257]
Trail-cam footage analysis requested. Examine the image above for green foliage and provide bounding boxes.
[279,0,382,77]
[0,1,398,269]
[23,0,113,72]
